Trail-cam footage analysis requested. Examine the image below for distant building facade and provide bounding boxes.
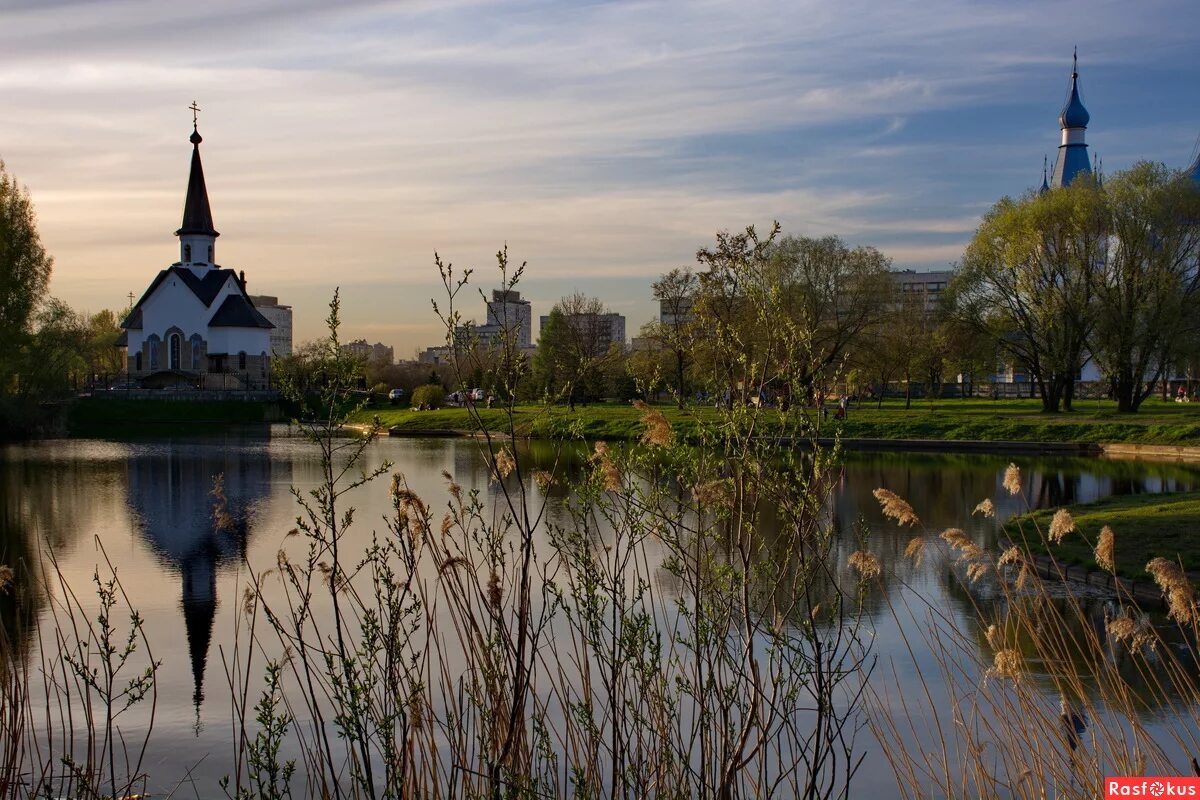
[659,296,694,328]
[418,346,453,367]
[117,123,274,390]
[248,295,293,356]
[455,289,534,348]
[540,312,626,352]
[891,269,952,313]
[342,339,394,366]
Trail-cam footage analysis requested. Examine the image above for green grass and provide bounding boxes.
[834,396,1200,444]
[1010,491,1200,581]
[349,397,1200,446]
[351,402,710,441]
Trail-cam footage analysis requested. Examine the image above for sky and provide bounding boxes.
[3,0,1199,357]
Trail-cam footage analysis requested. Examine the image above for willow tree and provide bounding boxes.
[1090,162,1200,412]
[955,178,1105,412]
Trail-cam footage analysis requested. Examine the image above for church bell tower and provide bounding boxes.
[176,102,219,270]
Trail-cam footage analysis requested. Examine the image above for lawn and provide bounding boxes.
[348,397,1200,446]
[1010,491,1200,581]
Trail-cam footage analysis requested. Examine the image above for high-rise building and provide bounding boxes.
[485,289,533,348]
[248,295,293,356]
[456,289,534,348]
[341,339,394,366]
[539,312,626,352]
[890,270,953,314]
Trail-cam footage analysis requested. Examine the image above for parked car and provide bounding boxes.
[388,388,406,402]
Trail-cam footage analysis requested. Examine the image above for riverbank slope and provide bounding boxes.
[348,398,1200,447]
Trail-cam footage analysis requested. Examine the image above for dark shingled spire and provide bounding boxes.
[176,125,219,238]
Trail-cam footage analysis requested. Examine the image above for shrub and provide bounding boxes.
[410,384,444,409]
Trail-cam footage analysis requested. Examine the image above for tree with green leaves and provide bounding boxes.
[954,178,1105,412]
[1089,162,1200,412]
[0,160,54,393]
[692,227,892,404]
[530,294,618,409]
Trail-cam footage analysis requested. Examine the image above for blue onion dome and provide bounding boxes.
[1059,71,1090,129]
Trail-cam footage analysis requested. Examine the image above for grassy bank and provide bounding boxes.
[354,402,711,440]
[349,397,1200,446]
[67,397,282,433]
[1010,491,1200,580]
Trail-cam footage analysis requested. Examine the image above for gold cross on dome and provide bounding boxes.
[189,101,201,126]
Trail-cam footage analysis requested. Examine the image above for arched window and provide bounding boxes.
[260,352,267,377]
[169,333,181,370]
[135,352,142,372]
[238,351,247,371]
[183,244,192,262]
[148,335,160,371]
[190,334,203,369]
[207,245,213,262]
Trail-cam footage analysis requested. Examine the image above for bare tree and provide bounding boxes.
[652,268,697,407]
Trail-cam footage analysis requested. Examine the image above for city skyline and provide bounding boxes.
[4,0,1200,355]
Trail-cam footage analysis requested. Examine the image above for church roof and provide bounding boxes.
[1059,57,1090,130]
[176,126,219,238]
[1189,147,1200,186]
[208,293,274,329]
[124,266,272,330]
[1059,78,1089,130]
[126,266,230,318]
[121,306,143,330]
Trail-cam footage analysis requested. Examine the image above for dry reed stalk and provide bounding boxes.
[873,488,919,527]
[1095,526,1115,572]
[1002,463,1022,496]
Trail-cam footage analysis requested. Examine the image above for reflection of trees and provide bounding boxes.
[940,572,1199,709]
[0,441,133,664]
[495,445,1200,635]
[0,497,39,666]
[125,433,282,710]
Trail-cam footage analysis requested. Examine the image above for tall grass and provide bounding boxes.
[0,542,159,799]
[207,237,875,798]
[866,462,1200,798]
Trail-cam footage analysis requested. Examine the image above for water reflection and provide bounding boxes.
[0,434,1198,793]
[125,434,285,708]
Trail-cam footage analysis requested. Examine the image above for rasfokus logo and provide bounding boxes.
[1106,777,1200,797]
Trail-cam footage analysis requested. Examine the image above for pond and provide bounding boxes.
[1,429,1196,795]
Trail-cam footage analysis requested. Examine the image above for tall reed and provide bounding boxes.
[867,463,1200,798]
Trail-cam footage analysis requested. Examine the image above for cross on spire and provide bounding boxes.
[189,100,201,127]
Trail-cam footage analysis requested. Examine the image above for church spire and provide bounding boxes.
[176,103,219,267]
[1050,49,1092,188]
[1040,154,1050,194]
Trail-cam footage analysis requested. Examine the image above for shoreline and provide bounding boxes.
[356,423,1200,461]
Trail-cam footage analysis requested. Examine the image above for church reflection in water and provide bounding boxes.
[125,435,285,710]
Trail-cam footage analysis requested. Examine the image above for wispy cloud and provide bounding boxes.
[2,0,1198,350]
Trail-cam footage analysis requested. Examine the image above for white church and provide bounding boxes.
[118,121,275,390]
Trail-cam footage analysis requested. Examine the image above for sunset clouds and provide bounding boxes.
[3,0,1198,352]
